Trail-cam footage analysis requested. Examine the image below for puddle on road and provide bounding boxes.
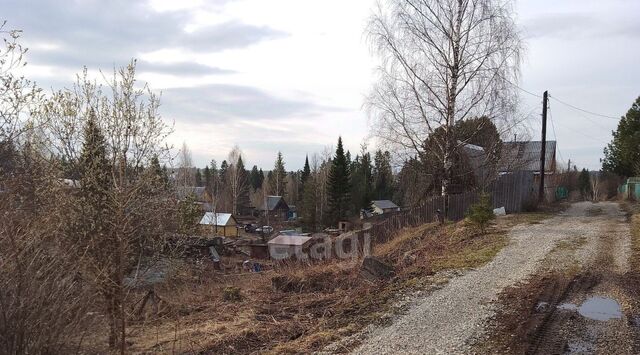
[559,296,622,321]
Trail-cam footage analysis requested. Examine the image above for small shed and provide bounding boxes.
[199,212,239,237]
[621,177,640,200]
[372,200,400,215]
[267,234,312,260]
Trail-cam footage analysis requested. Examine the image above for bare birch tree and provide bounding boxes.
[366,0,522,201]
[177,141,194,187]
[226,145,249,215]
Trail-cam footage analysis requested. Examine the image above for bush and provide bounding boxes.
[222,286,242,302]
[467,193,495,233]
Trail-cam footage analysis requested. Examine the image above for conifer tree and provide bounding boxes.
[236,155,251,214]
[373,150,394,200]
[203,165,211,191]
[219,160,228,185]
[327,137,351,225]
[299,155,311,197]
[258,168,265,189]
[603,96,640,177]
[250,165,262,190]
[149,155,168,190]
[178,194,201,234]
[195,168,203,187]
[161,164,169,186]
[79,112,111,214]
[351,148,374,215]
[578,168,592,200]
[269,151,287,196]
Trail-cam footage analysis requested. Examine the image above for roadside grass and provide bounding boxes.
[625,202,640,270]
[553,236,589,253]
[118,211,553,354]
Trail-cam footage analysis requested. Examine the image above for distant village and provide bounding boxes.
[156,131,582,265]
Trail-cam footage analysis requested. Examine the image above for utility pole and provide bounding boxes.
[539,91,548,203]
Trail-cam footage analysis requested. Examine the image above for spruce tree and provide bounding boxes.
[79,112,111,214]
[161,164,169,187]
[195,168,203,187]
[373,150,394,200]
[219,160,228,185]
[578,169,592,200]
[249,165,265,191]
[203,166,212,192]
[269,151,287,196]
[149,155,167,190]
[236,156,251,214]
[603,96,640,177]
[327,137,351,225]
[300,155,311,197]
[258,168,265,189]
[351,150,374,215]
[209,160,219,195]
[178,194,201,234]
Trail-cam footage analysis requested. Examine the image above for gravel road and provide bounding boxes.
[353,202,619,355]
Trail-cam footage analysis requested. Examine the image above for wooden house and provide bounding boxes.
[199,212,239,237]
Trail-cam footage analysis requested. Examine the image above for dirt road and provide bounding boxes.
[353,202,636,354]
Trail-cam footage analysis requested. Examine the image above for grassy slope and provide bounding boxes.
[120,213,550,354]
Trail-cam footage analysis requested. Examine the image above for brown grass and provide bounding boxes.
[627,202,640,271]
[105,212,552,354]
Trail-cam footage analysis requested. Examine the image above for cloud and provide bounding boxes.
[160,84,344,124]
[137,61,235,76]
[523,13,640,40]
[4,0,285,75]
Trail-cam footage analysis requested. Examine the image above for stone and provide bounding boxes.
[361,256,395,280]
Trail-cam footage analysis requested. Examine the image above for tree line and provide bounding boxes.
[173,137,395,232]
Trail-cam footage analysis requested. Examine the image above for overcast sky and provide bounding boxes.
[5,0,640,170]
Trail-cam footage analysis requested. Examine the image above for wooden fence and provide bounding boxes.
[365,171,535,243]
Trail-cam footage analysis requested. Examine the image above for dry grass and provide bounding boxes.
[626,202,640,271]
[104,212,552,354]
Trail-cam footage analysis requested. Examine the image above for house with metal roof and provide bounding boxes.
[371,200,400,215]
[199,212,239,237]
[257,195,290,221]
[497,141,558,201]
[498,141,557,174]
[176,186,215,213]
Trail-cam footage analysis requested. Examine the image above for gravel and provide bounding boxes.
[351,202,612,355]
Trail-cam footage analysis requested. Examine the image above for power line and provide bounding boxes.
[547,103,564,163]
[503,78,620,120]
[503,77,542,98]
[547,99,609,145]
[549,94,619,120]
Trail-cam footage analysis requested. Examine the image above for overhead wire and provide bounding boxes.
[547,102,566,167]
[502,77,542,98]
[501,79,618,170]
[549,94,619,120]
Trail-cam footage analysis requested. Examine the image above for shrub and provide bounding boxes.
[222,286,242,302]
[467,193,495,233]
